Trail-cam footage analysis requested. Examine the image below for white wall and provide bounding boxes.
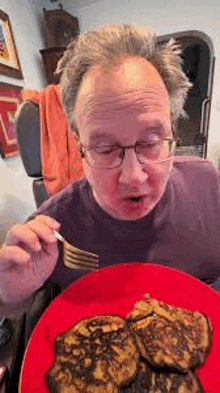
[0,157,36,245]
[0,0,47,88]
[68,0,220,168]
[0,0,47,244]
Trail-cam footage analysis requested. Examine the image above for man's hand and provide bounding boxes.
[0,215,60,305]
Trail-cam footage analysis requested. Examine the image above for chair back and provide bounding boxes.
[16,101,49,207]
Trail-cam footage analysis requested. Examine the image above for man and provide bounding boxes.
[0,24,220,316]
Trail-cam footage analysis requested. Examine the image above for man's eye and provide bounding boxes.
[94,146,119,155]
[139,141,160,148]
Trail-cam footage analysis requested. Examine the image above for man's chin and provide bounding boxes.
[116,209,153,221]
[107,199,155,221]
[93,190,156,221]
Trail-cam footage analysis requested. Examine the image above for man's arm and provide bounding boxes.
[0,215,60,314]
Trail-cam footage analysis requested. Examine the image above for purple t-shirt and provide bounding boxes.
[35,156,220,290]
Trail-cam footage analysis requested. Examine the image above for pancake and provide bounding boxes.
[120,361,152,392]
[121,361,204,393]
[46,315,139,393]
[126,294,212,372]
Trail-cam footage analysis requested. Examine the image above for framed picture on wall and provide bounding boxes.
[0,9,23,79]
[0,82,22,158]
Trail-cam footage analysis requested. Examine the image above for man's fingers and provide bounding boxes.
[0,246,31,271]
[26,220,58,245]
[5,216,61,252]
[33,215,60,230]
[5,224,43,252]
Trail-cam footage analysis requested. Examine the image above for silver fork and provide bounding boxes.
[54,231,99,272]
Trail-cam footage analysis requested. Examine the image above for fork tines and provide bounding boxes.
[54,231,99,272]
[63,241,99,272]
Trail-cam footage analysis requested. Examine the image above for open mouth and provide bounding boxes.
[125,196,144,203]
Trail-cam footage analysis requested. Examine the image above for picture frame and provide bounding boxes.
[0,82,23,158]
[0,9,23,79]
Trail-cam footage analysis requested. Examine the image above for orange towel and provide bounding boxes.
[29,84,84,196]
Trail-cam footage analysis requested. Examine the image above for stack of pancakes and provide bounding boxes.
[46,295,212,393]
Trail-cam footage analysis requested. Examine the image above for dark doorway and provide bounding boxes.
[158,31,215,158]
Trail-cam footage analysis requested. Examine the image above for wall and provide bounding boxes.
[0,0,47,88]
[0,157,36,245]
[68,0,220,168]
[0,0,47,244]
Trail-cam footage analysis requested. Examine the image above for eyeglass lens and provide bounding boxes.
[83,140,175,168]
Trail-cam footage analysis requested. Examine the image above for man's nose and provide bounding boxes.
[118,149,148,186]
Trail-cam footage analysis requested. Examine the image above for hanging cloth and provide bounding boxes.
[29,84,84,196]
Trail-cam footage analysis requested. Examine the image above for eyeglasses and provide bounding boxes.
[79,139,176,169]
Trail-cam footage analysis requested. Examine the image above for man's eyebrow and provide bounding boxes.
[139,118,167,129]
[140,127,166,137]
[89,131,116,143]
[139,120,170,136]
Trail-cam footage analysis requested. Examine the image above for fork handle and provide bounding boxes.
[54,230,65,243]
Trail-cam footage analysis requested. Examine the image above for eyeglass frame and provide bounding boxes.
[78,138,177,169]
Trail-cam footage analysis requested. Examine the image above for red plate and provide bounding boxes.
[19,263,220,392]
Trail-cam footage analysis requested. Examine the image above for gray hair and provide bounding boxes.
[56,24,192,134]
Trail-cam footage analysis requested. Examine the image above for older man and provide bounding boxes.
[0,24,220,315]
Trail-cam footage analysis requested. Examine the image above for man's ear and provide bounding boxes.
[69,124,79,140]
[72,131,81,151]
[72,130,78,139]
[72,131,80,144]
[171,117,177,139]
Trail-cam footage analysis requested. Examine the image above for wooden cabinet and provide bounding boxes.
[40,8,79,84]
[42,8,79,48]
[40,47,66,85]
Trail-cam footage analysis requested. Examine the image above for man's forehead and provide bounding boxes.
[78,57,166,94]
[75,57,170,125]
[75,89,170,135]
[88,118,169,143]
